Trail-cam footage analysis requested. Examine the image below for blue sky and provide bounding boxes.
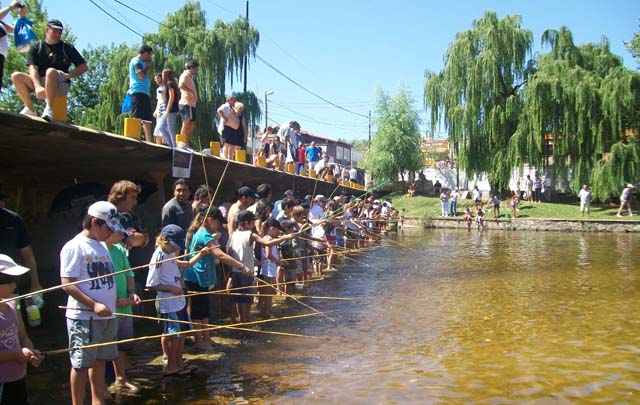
[35,1,640,141]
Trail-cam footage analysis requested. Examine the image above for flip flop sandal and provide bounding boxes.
[182,364,199,374]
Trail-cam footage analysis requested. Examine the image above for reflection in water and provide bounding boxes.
[262,230,640,404]
[29,230,640,403]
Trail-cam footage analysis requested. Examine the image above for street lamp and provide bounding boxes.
[264,91,273,130]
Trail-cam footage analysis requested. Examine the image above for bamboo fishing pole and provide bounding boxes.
[138,277,327,305]
[58,306,323,339]
[188,292,353,300]
[3,246,210,305]
[255,276,336,324]
[45,310,332,356]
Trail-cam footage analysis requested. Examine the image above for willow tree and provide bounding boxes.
[425,11,535,192]
[626,20,640,68]
[513,27,640,200]
[363,86,423,182]
[82,1,260,147]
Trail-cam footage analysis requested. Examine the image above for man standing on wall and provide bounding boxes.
[178,60,199,145]
[129,45,153,142]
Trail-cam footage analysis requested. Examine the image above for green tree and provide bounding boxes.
[363,86,423,181]
[625,19,640,68]
[424,11,535,193]
[0,0,77,112]
[514,28,640,200]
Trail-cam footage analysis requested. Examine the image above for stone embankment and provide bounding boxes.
[421,217,640,233]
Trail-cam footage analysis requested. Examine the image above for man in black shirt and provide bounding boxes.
[0,194,42,306]
[11,19,87,120]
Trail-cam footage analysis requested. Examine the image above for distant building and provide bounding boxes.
[299,130,354,166]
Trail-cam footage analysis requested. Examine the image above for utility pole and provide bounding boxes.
[368,110,371,149]
[264,91,273,130]
[243,0,249,93]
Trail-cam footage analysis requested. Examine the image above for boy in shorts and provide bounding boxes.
[60,201,125,405]
[146,225,203,376]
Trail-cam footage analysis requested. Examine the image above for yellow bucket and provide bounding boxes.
[256,156,267,167]
[286,163,295,173]
[326,175,333,183]
[235,149,246,163]
[176,134,188,145]
[124,118,141,138]
[309,169,316,178]
[52,95,67,122]
[209,141,220,156]
[301,168,307,177]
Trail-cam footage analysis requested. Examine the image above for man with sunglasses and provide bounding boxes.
[11,18,87,121]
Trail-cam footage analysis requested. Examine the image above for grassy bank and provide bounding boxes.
[382,193,635,221]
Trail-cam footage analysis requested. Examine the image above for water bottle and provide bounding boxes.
[26,298,41,327]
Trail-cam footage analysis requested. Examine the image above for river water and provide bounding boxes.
[30,229,640,403]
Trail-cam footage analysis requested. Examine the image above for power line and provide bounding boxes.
[268,100,368,128]
[97,1,370,121]
[255,54,369,119]
[89,0,143,38]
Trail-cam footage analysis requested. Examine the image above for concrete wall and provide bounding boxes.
[424,217,640,233]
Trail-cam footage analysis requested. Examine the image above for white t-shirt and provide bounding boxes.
[579,189,591,204]
[146,248,185,314]
[314,158,326,173]
[260,236,279,278]
[0,5,8,58]
[308,203,324,223]
[60,233,116,320]
[349,168,358,180]
[229,229,253,271]
[311,225,326,250]
[344,209,360,231]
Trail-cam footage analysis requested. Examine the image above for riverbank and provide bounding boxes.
[387,194,639,232]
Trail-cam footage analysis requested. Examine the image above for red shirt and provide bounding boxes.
[298,146,306,163]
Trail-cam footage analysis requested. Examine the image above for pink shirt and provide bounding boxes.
[0,301,26,383]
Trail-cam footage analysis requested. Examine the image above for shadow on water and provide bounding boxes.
[27,228,640,403]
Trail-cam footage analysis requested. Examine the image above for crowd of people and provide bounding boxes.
[0,178,402,404]
[0,10,367,186]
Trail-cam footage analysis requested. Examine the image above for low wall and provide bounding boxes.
[424,217,640,233]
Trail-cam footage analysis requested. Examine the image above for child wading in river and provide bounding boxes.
[146,225,204,377]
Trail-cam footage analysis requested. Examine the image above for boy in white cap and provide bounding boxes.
[0,254,43,404]
[60,201,125,405]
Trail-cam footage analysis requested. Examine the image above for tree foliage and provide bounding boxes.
[425,11,640,199]
[363,86,423,181]
[625,19,640,68]
[82,1,261,148]
[425,11,535,193]
[1,1,261,149]
[516,28,640,200]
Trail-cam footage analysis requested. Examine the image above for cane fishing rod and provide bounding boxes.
[59,306,323,339]
[299,179,390,235]
[139,277,327,305]
[3,246,210,305]
[44,310,333,356]
[255,276,336,324]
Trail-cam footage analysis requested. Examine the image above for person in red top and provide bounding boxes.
[297,142,306,175]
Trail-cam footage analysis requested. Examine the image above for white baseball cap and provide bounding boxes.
[0,254,30,276]
[87,201,126,233]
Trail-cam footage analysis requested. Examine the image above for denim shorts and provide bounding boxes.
[160,307,191,337]
[67,318,118,369]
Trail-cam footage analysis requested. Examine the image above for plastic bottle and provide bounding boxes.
[26,298,41,327]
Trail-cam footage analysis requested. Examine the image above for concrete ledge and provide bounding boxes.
[424,217,640,233]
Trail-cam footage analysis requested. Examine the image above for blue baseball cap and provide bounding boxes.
[160,224,186,251]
